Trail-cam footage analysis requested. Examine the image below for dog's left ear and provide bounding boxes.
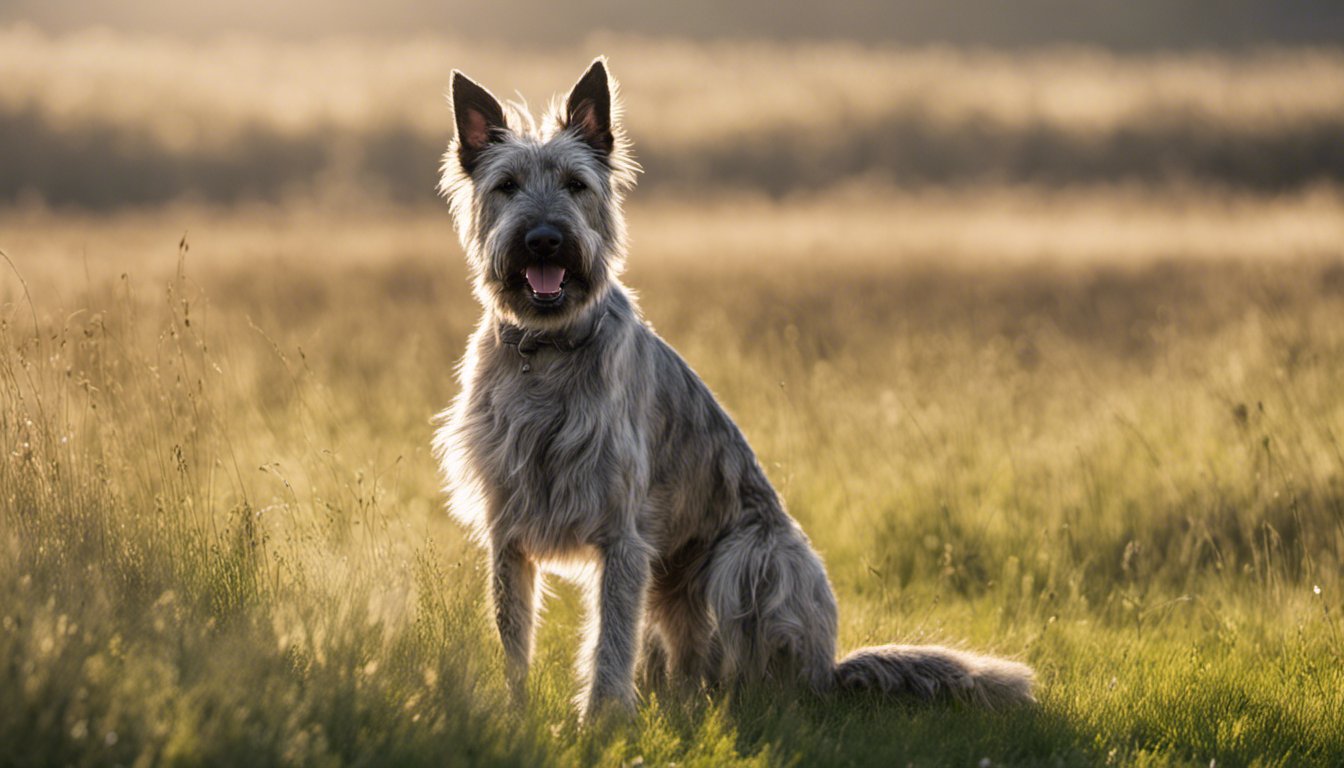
[565,58,614,156]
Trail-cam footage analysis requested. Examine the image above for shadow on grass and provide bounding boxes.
[580,682,1097,767]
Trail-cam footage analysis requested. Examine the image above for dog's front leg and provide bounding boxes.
[580,537,650,719]
[490,539,537,705]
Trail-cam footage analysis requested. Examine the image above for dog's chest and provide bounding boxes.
[469,353,625,553]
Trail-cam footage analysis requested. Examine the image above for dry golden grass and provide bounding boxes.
[5,184,1344,285]
[3,25,1344,765]
[3,190,1344,765]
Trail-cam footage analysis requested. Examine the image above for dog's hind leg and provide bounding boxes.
[637,625,669,691]
[490,539,539,704]
[650,590,715,689]
[704,519,839,693]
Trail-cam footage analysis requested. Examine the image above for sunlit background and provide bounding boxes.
[3,3,1344,766]
[4,2,1344,210]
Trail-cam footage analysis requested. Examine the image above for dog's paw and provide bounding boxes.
[505,665,530,709]
[578,685,637,727]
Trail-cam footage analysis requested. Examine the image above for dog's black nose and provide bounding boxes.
[525,226,563,257]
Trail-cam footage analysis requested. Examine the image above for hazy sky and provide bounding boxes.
[4,0,1344,49]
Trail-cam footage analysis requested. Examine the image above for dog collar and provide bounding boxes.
[497,309,609,370]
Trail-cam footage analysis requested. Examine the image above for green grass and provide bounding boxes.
[3,213,1344,766]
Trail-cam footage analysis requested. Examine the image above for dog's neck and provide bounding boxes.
[495,304,610,358]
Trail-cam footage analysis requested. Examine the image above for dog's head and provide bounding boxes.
[441,58,638,331]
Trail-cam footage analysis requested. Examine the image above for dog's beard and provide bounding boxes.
[481,238,605,329]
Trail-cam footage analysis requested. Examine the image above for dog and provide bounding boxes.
[433,58,1035,720]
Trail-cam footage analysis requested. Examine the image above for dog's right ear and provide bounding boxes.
[451,71,507,174]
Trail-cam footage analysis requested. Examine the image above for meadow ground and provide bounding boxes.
[3,188,1343,766]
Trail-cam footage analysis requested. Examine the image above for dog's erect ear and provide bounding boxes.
[564,58,614,156]
[452,71,507,174]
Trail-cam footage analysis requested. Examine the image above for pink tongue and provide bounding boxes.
[525,264,566,295]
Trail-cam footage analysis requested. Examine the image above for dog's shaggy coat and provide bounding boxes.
[434,58,1034,718]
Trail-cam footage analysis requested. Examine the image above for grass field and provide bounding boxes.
[4,25,1344,767]
[3,188,1343,766]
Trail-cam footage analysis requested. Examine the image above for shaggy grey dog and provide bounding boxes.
[434,58,1035,720]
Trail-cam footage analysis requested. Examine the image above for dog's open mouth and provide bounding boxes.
[524,264,567,304]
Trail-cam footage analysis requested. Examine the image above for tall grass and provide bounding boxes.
[2,198,1343,764]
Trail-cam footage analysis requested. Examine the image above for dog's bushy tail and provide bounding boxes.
[832,644,1035,708]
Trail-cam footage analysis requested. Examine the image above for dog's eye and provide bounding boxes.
[564,178,587,193]
[495,178,519,195]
